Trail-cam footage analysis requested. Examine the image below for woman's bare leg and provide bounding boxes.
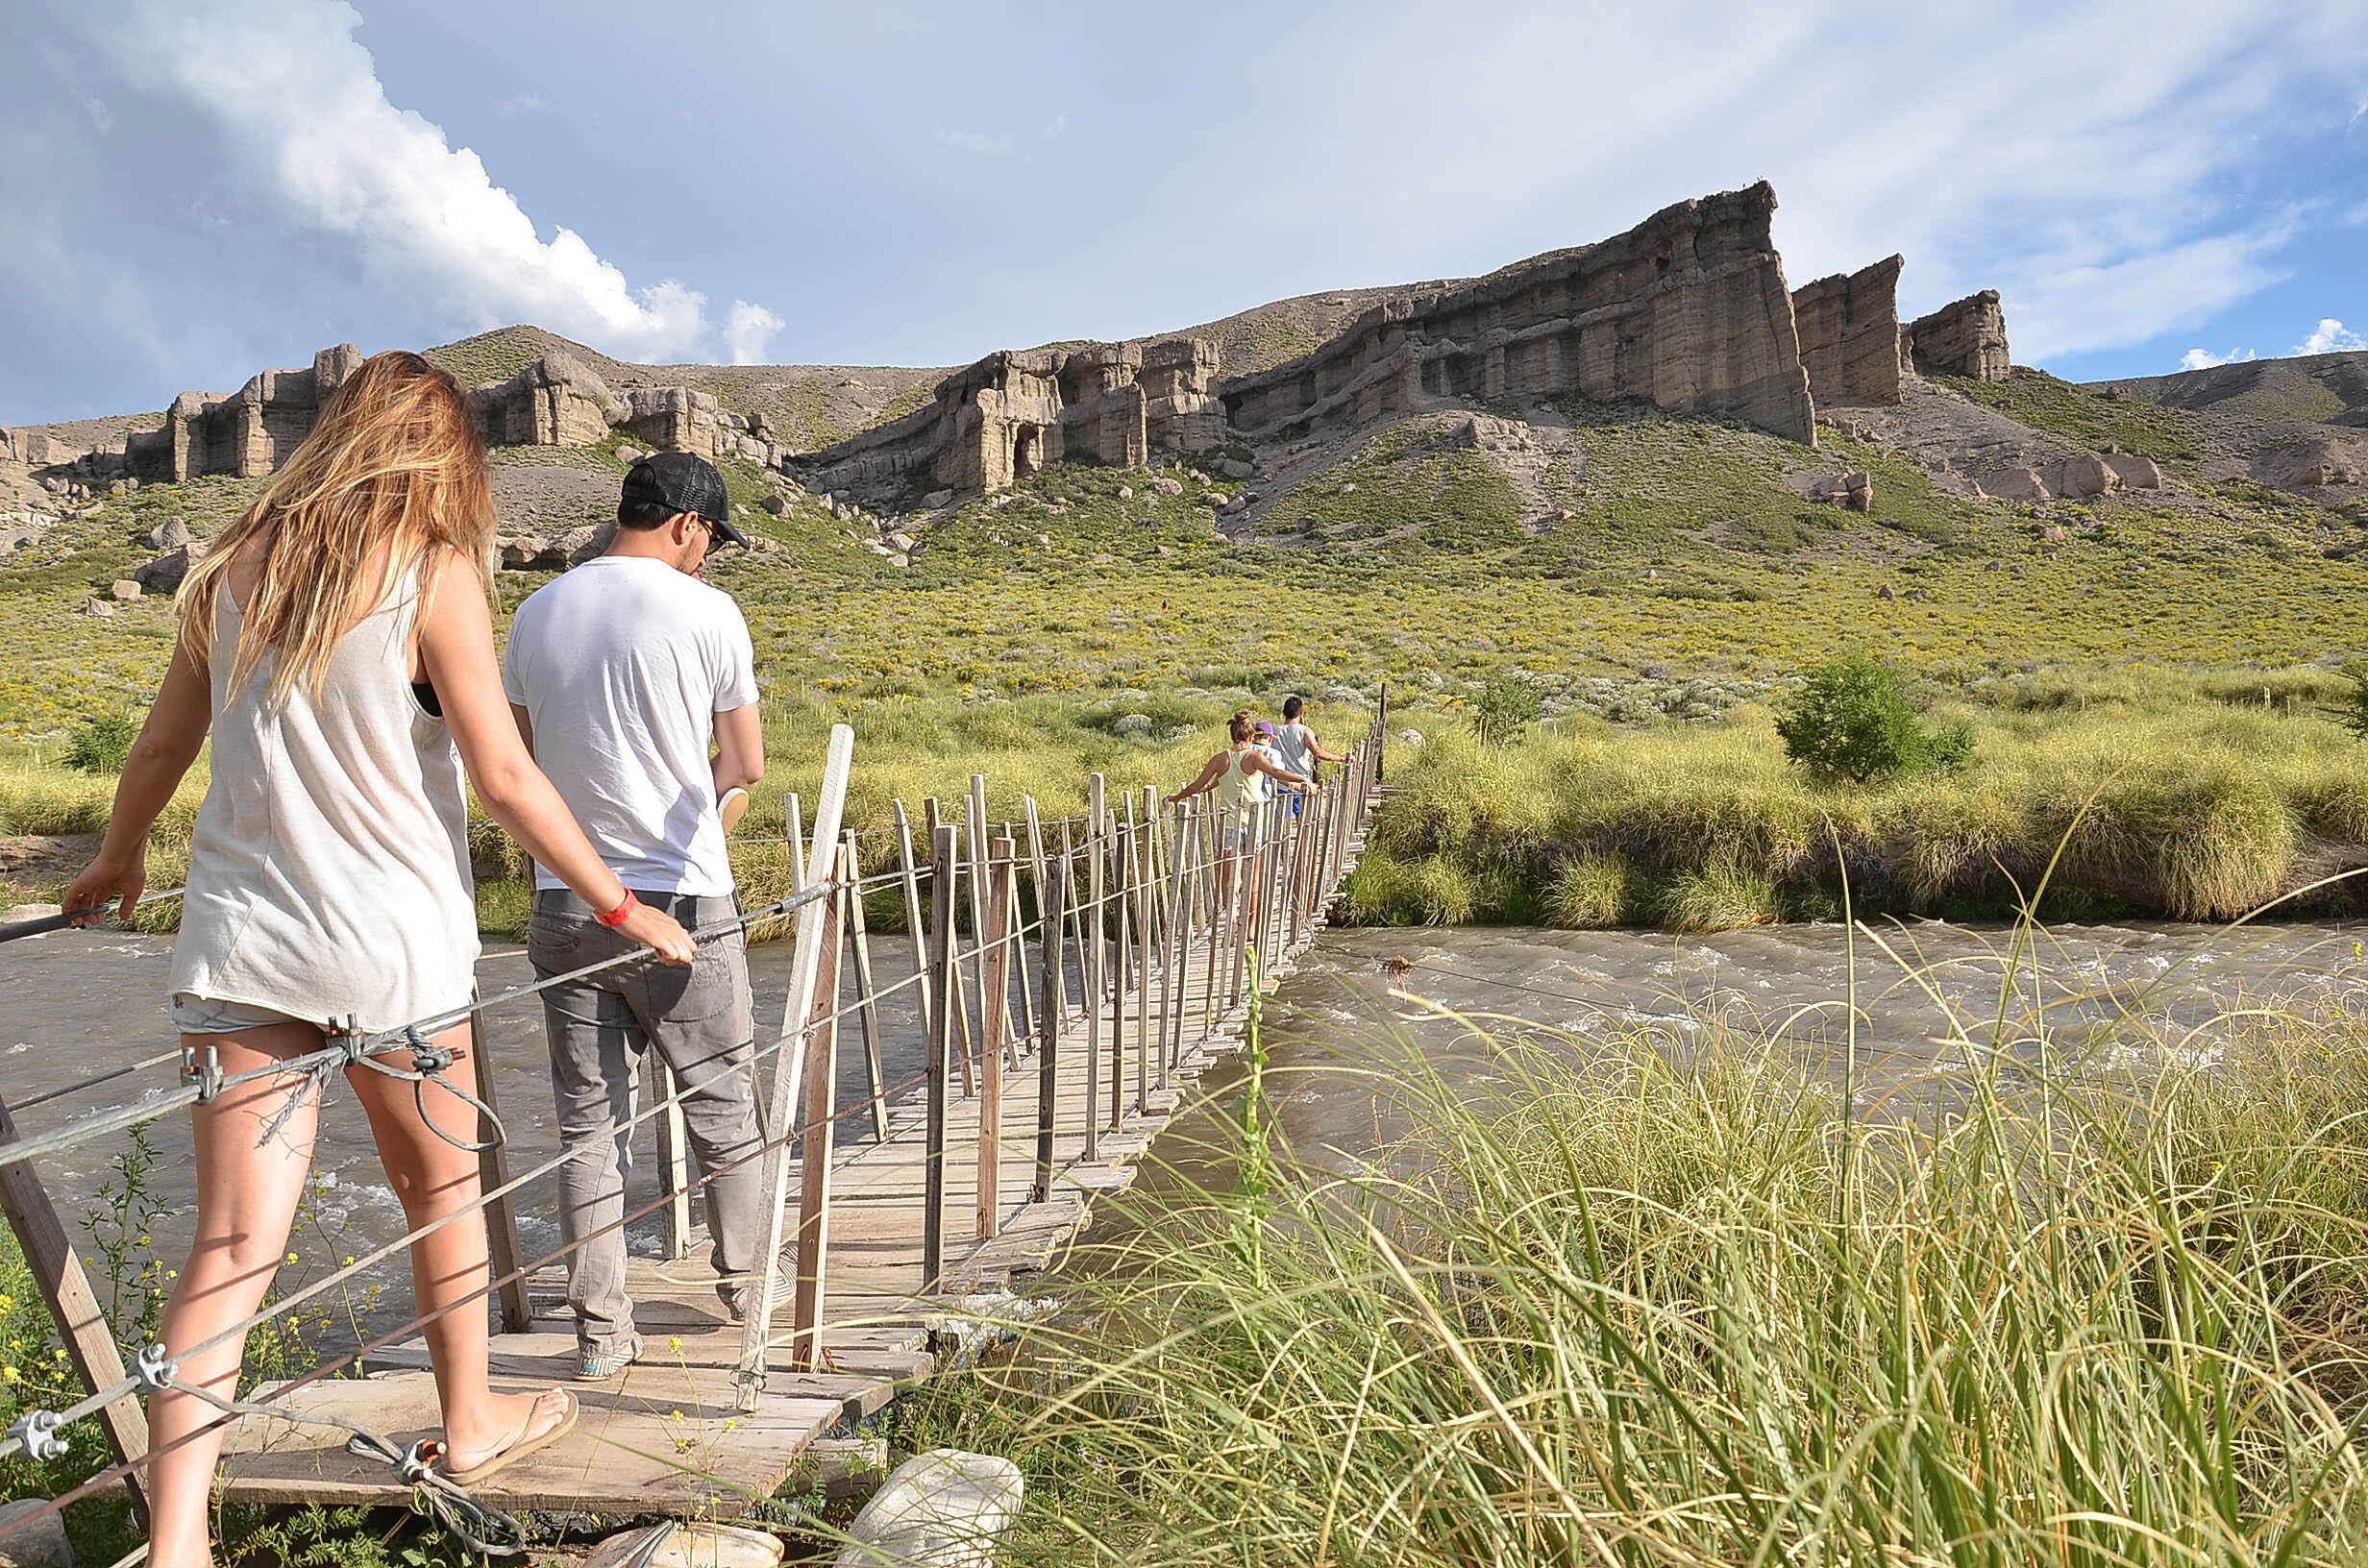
[345,1018,558,1467]
[146,1023,328,1568]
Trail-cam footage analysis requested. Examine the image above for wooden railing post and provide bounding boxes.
[0,1098,149,1523]
[978,839,1016,1239]
[1159,798,1188,1083]
[1082,775,1104,1160]
[893,799,939,1087]
[736,724,851,1409]
[925,796,978,1097]
[1133,790,1154,1115]
[1033,851,1068,1202]
[840,832,892,1142]
[923,822,958,1290]
[786,881,845,1373]
[462,1017,533,1333]
[1109,796,1132,1132]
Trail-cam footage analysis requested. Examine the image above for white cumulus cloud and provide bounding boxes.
[86,0,767,363]
[727,301,784,365]
[2295,318,2368,355]
[2178,346,2257,370]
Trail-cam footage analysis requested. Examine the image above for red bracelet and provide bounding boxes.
[595,889,641,928]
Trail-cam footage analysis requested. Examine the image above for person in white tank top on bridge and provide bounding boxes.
[64,353,697,1568]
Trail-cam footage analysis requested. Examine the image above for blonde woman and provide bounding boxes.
[63,352,697,1567]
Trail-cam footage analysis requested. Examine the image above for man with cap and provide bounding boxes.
[503,452,771,1379]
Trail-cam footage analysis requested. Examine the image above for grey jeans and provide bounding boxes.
[528,889,765,1355]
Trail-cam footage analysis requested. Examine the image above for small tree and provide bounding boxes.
[62,711,141,775]
[1473,675,1542,747]
[1775,650,1971,784]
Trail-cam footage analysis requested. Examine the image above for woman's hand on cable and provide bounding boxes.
[63,848,145,925]
[620,902,698,965]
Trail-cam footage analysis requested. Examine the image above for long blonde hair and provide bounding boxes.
[180,351,495,705]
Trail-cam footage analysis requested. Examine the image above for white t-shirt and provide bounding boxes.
[503,554,759,896]
[1270,722,1317,778]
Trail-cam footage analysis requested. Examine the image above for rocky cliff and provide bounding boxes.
[1906,292,2012,380]
[1790,256,1906,407]
[1213,184,1817,446]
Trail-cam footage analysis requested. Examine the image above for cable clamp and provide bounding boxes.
[131,1341,178,1393]
[181,1044,224,1101]
[9,1409,70,1461]
[402,1024,455,1077]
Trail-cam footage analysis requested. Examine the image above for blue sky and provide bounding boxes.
[3,0,2364,424]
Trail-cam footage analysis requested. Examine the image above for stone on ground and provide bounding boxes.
[583,1522,781,1568]
[0,1499,73,1568]
[836,1449,1023,1568]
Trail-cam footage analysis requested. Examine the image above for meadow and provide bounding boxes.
[1348,669,2368,929]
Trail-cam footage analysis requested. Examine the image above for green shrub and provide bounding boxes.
[2322,661,2368,743]
[1471,676,1542,747]
[1774,650,1972,783]
[62,712,141,775]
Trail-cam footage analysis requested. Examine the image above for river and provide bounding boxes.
[4,918,2362,1311]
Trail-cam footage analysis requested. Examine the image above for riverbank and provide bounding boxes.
[1350,677,2368,929]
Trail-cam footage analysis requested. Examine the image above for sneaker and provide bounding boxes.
[575,1334,643,1381]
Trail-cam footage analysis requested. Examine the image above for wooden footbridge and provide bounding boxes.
[0,706,1386,1525]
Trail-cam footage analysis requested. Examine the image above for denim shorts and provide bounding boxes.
[171,992,308,1035]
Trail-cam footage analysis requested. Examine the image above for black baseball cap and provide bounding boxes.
[621,452,752,549]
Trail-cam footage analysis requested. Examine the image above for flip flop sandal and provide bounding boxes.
[435,1387,579,1485]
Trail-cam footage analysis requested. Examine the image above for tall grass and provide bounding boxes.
[1357,697,2368,928]
[906,971,2368,1564]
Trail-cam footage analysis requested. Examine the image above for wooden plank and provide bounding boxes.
[0,1097,148,1522]
[839,834,892,1143]
[787,890,845,1374]
[923,822,959,1289]
[890,799,939,1084]
[736,725,852,1407]
[219,1368,840,1513]
[1033,852,1068,1203]
[1082,775,1104,1160]
[465,1003,534,1334]
[977,842,1015,1241]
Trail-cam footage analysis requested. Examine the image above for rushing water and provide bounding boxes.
[5,918,2363,1304]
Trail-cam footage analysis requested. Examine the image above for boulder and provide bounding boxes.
[761,493,790,516]
[1876,583,1896,601]
[1148,476,1184,497]
[924,489,955,509]
[2044,454,2120,499]
[1986,467,2050,502]
[885,530,918,552]
[1217,457,1255,479]
[2103,453,2163,489]
[138,516,192,551]
[584,1522,780,1568]
[553,524,611,567]
[134,542,204,592]
[1112,714,1154,736]
[82,598,116,618]
[2039,524,2070,544]
[836,1449,1023,1568]
[0,526,44,559]
[0,1498,72,1568]
[110,579,141,600]
[1117,485,1134,500]
[497,535,552,570]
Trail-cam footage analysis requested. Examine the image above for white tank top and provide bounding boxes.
[169,569,481,1032]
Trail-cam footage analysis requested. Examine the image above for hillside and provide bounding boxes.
[2090,351,2368,427]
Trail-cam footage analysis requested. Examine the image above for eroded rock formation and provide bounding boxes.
[1790,256,1906,407]
[1214,184,1815,446]
[1905,292,2011,380]
[126,345,363,482]
[789,338,1223,499]
[470,354,625,448]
